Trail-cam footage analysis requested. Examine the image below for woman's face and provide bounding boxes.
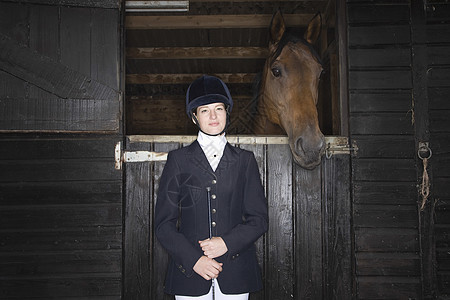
[194,102,227,135]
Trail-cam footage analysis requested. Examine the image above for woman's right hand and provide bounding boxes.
[193,256,223,280]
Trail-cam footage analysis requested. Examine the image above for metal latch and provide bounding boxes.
[115,141,168,170]
[325,137,358,159]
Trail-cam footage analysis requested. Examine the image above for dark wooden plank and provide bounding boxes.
[0,250,121,276]
[356,252,421,276]
[4,0,120,8]
[266,144,293,300]
[123,140,152,300]
[433,154,450,178]
[352,158,416,181]
[428,45,450,66]
[434,178,450,200]
[348,47,411,68]
[1,204,122,230]
[348,25,411,46]
[0,227,122,252]
[349,91,412,113]
[430,110,450,134]
[322,155,352,299]
[349,70,412,90]
[427,67,450,87]
[352,135,414,158]
[152,142,179,300]
[353,181,417,205]
[0,277,122,298]
[347,3,410,24]
[357,276,421,299]
[0,138,117,159]
[0,181,121,206]
[354,204,418,228]
[350,113,414,135]
[0,2,29,43]
[294,161,322,299]
[355,228,419,252]
[429,87,450,110]
[0,159,120,182]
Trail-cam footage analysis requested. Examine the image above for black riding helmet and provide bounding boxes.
[186,75,233,136]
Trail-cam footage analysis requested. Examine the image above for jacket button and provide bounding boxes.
[212,179,217,184]
[211,194,217,199]
[212,208,216,214]
[212,221,216,227]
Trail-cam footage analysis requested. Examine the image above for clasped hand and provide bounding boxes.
[193,237,228,280]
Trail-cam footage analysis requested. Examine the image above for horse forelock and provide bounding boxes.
[272,32,322,66]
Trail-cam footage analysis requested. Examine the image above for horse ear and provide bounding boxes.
[304,12,322,44]
[269,10,286,49]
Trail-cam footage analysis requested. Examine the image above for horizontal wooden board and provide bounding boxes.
[0,277,121,298]
[352,158,416,182]
[4,0,120,8]
[1,204,122,230]
[348,47,411,68]
[349,70,412,90]
[428,45,450,65]
[429,87,450,110]
[352,135,414,158]
[0,160,120,183]
[348,25,411,46]
[427,67,450,87]
[356,252,420,276]
[350,113,414,135]
[434,178,450,200]
[436,225,450,248]
[347,3,410,24]
[357,276,421,299]
[433,155,450,178]
[0,226,122,252]
[0,250,121,276]
[353,181,417,205]
[126,14,316,29]
[0,181,121,206]
[354,204,418,228]
[0,138,118,160]
[355,228,419,252]
[430,110,450,134]
[349,91,412,113]
[127,46,268,59]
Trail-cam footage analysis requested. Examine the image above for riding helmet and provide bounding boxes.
[185,75,233,119]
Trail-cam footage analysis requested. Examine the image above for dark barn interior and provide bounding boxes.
[0,0,449,299]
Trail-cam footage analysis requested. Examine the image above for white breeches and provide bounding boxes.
[175,279,249,300]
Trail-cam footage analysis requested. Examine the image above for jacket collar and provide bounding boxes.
[187,140,239,175]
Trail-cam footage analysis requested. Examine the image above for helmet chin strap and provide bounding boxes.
[192,112,230,136]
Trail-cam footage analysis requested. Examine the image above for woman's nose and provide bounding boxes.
[210,110,217,119]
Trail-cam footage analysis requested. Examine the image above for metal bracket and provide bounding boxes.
[325,137,358,159]
[115,141,168,170]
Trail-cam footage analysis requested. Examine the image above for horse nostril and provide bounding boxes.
[295,137,305,155]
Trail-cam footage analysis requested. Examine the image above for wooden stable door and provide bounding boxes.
[121,135,352,300]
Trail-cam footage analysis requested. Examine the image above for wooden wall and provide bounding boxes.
[0,1,123,299]
[0,135,123,299]
[347,0,450,298]
[123,136,352,300]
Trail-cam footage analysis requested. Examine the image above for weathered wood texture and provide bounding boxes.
[347,0,450,298]
[123,137,351,300]
[347,1,420,299]
[0,2,121,132]
[0,134,123,299]
[418,1,450,298]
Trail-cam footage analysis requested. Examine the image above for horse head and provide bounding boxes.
[256,10,325,169]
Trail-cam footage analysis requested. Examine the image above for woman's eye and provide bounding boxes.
[200,109,209,114]
[271,68,281,77]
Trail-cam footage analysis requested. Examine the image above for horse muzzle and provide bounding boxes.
[291,132,325,169]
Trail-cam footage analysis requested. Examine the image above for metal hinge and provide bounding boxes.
[325,137,358,159]
[115,141,168,170]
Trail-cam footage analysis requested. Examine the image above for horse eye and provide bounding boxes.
[271,68,281,77]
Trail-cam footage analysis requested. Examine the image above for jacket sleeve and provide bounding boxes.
[221,151,268,256]
[155,151,203,277]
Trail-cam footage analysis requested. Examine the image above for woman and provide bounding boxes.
[155,75,268,299]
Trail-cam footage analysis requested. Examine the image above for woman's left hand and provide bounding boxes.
[199,237,228,259]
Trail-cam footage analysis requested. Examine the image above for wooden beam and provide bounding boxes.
[3,0,120,8]
[125,14,315,29]
[126,47,268,59]
[126,73,257,84]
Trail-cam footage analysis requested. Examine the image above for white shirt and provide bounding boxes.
[197,131,227,171]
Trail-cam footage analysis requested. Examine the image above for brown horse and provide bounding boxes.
[254,10,325,170]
